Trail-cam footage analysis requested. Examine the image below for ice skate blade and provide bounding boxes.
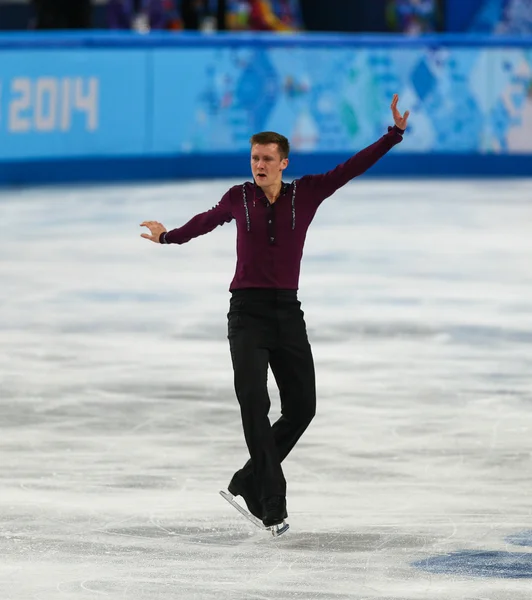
[220,490,290,537]
[219,490,265,530]
[269,521,289,537]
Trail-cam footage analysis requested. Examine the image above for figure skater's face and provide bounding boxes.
[250,143,288,187]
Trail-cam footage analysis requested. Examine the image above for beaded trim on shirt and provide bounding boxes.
[242,184,251,232]
[291,181,296,230]
[242,182,296,232]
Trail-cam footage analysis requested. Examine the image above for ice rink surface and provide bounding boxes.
[1,177,532,600]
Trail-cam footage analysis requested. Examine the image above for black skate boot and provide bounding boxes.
[262,495,288,527]
[228,475,262,520]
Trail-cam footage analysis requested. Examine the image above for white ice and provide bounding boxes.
[1,178,532,599]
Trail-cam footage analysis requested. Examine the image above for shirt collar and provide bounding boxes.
[252,181,290,201]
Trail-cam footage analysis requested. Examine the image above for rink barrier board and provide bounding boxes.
[0,32,531,185]
[1,154,530,187]
[1,32,532,49]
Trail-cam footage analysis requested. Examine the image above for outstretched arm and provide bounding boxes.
[140,191,234,245]
[300,94,410,202]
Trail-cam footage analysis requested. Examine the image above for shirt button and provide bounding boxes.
[268,220,272,224]
[270,237,275,242]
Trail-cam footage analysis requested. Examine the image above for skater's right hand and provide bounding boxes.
[140,221,167,243]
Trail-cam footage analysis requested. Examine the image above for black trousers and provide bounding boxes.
[227,289,316,501]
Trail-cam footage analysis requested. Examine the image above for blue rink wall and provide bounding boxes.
[0,32,531,185]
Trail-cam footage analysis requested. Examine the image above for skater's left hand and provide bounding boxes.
[391,94,410,130]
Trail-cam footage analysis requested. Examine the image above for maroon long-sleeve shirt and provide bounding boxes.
[162,126,404,290]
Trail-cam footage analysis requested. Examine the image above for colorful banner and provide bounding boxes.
[0,49,148,159]
[152,45,532,154]
[0,34,531,165]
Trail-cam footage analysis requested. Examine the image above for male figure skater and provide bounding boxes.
[141,94,409,528]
